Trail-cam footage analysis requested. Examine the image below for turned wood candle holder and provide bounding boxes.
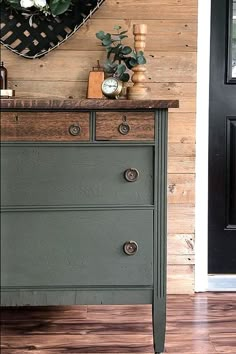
[127,24,149,100]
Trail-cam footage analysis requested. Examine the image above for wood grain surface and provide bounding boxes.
[0,112,90,141]
[1,293,235,353]
[0,99,179,110]
[95,112,154,141]
[0,51,196,83]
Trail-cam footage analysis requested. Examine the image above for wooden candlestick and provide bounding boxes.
[127,24,149,100]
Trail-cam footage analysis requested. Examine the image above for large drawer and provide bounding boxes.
[0,112,90,141]
[96,112,154,141]
[1,210,153,287]
[1,146,153,206]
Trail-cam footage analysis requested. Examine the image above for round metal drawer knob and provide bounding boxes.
[124,168,139,182]
[123,241,138,256]
[69,124,81,136]
[118,122,130,135]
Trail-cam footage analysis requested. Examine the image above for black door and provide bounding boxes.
[208,0,236,273]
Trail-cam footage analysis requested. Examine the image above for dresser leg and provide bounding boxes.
[152,297,166,354]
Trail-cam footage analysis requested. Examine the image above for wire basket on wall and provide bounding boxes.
[0,0,105,59]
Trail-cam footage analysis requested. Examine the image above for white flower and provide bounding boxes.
[20,0,34,8]
[34,0,47,8]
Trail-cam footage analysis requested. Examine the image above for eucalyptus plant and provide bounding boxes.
[96,25,146,82]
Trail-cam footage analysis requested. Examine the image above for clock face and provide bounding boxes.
[102,78,119,95]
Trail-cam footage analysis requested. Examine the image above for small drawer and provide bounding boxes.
[95,112,154,141]
[0,112,90,141]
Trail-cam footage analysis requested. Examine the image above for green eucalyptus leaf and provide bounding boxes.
[104,60,118,70]
[121,46,132,55]
[137,56,146,64]
[123,57,133,70]
[137,50,144,57]
[114,25,122,30]
[116,64,126,74]
[112,62,118,69]
[102,38,112,46]
[129,58,137,67]
[119,30,128,35]
[103,61,116,74]
[104,33,111,40]
[50,0,71,16]
[5,0,21,10]
[96,31,106,40]
[120,35,128,40]
[105,59,114,66]
[104,67,115,74]
[119,73,130,82]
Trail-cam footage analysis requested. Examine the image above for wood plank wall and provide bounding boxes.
[0,0,197,294]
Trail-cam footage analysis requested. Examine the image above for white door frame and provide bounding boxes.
[195,0,211,292]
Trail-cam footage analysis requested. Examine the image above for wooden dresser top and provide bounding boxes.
[0,99,179,111]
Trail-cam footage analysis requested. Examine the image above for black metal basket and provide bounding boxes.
[0,0,105,59]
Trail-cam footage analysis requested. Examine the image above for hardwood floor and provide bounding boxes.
[1,293,236,353]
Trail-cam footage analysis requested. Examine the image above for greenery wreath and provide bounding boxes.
[0,0,105,58]
[2,0,80,19]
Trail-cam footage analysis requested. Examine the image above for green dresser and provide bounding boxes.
[0,99,179,354]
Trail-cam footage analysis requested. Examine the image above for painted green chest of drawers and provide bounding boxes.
[0,99,179,354]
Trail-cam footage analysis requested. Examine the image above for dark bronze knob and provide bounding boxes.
[69,124,81,136]
[124,168,139,182]
[123,241,138,256]
[118,122,130,135]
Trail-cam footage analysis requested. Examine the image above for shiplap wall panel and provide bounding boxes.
[168,174,195,204]
[168,234,195,254]
[93,1,198,20]
[1,51,196,82]
[45,19,197,52]
[0,0,197,294]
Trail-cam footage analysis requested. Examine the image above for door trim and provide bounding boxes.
[195,0,211,291]
[208,275,236,291]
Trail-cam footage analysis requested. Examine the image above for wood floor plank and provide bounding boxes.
[1,320,152,335]
[87,305,152,322]
[1,334,153,352]
[209,333,236,353]
[1,294,236,353]
[0,306,88,321]
[165,337,216,353]
[1,352,155,354]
